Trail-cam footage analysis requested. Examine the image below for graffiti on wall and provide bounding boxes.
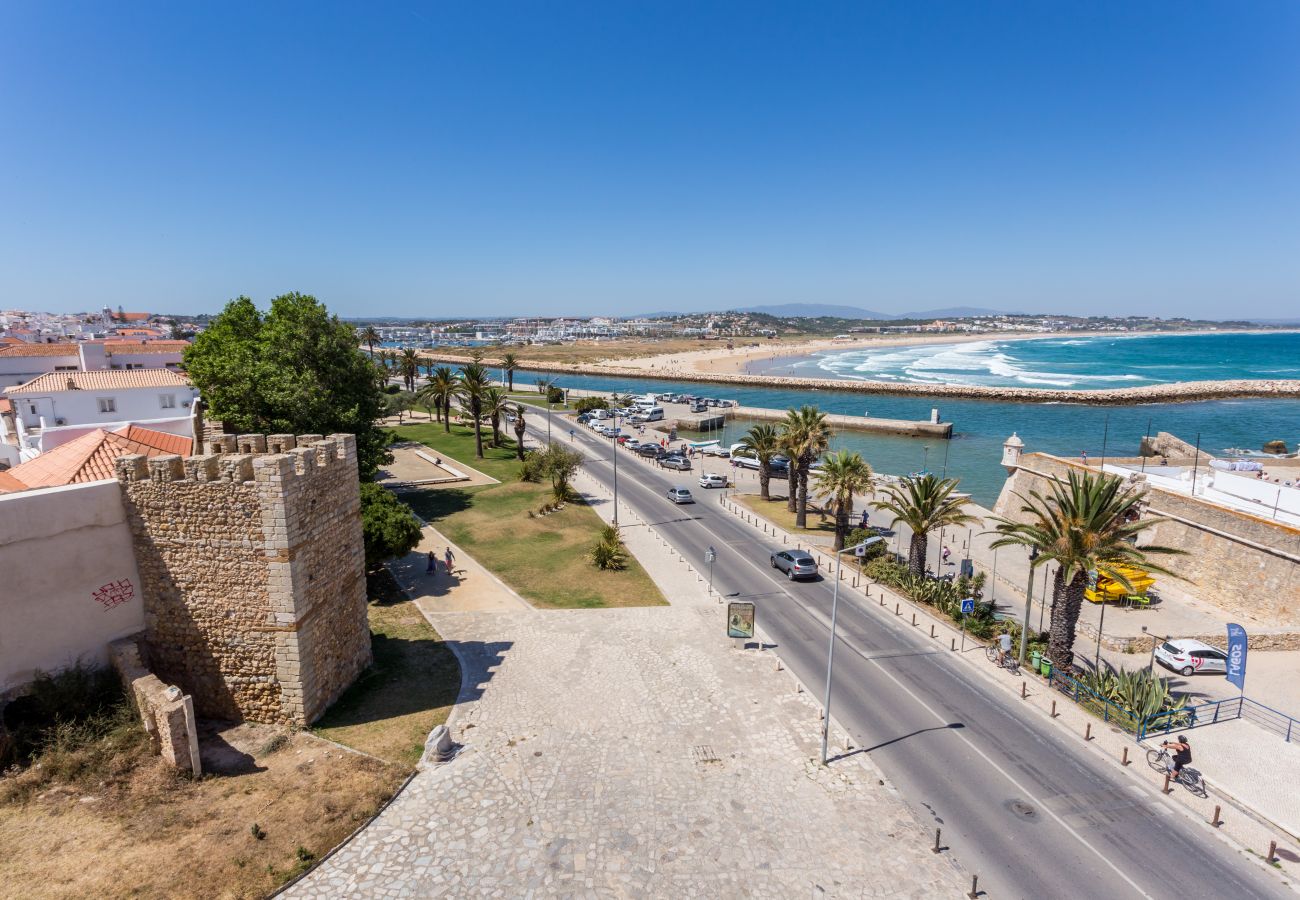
[92,578,135,611]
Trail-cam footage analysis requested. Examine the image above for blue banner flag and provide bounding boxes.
[1225,623,1248,691]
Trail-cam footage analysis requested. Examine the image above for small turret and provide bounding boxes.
[1002,432,1024,475]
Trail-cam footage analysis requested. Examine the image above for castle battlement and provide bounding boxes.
[114,433,357,486]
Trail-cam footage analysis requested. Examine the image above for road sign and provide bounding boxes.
[705,546,717,564]
[727,601,755,639]
[960,598,975,615]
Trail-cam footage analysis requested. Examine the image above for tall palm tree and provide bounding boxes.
[399,348,421,391]
[989,470,1182,671]
[417,366,457,432]
[501,353,520,392]
[512,403,528,460]
[737,423,782,500]
[379,349,395,375]
[482,386,512,448]
[457,362,493,458]
[872,474,976,578]
[360,325,380,358]
[781,406,832,528]
[535,376,555,396]
[813,450,874,551]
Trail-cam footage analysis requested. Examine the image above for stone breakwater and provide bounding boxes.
[416,351,1300,405]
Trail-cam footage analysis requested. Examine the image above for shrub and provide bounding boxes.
[546,386,565,404]
[589,524,628,570]
[520,450,545,483]
[574,397,610,413]
[359,482,423,568]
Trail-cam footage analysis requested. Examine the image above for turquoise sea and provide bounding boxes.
[517,332,1300,507]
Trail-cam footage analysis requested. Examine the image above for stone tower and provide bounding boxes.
[115,433,370,725]
[1001,432,1024,475]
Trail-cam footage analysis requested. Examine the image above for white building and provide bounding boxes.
[5,369,199,431]
[0,340,187,393]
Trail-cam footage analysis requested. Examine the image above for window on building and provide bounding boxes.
[54,365,77,371]
[159,394,176,409]
[97,398,117,414]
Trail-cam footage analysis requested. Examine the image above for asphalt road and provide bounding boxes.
[539,420,1291,899]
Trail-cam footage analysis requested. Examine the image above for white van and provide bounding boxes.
[642,407,665,422]
[593,408,612,420]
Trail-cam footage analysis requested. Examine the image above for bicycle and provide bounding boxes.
[1146,745,1207,797]
[984,644,1020,674]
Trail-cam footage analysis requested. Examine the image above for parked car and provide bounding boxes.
[666,487,694,504]
[690,403,709,413]
[662,455,692,471]
[770,551,819,581]
[622,438,641,450]
[1154,639,1228,676]
[702,445,730,457]
[698,473,727,488]
[576,413,592,424]
[637,444,666,458]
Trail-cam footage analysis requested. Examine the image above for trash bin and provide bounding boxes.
[1030,650,1041,672]
[1041,657,1053,678]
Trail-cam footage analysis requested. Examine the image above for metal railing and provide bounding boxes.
[1139,696,1300,743]
[1045,669,1145,734]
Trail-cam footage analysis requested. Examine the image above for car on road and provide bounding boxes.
[698,473,727,488]
[770,550,819,580]
[662,455,691,471]
[666,487,694,504]
[1154,639,1228,676]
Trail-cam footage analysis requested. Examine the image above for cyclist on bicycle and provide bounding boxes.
[1161,735,1192,779]
[997,631,1013,667]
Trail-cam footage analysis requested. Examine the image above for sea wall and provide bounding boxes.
[995,453,1300,625]
[417,351,1300,405]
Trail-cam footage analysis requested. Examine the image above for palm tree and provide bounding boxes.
[360,325,380,358]
[379,349,395,375]
[737,424,782,500]
[482,386,512,448]
[399,348,421,391]
[501,353,520,392]
[457,362,493,458]
[780,406,832,528]
[512,403,527,460]
[872,474,976,578]
[989,470,1182,671]
[535,376,555,396]
[417,366,457,432]
[813,450,874,551]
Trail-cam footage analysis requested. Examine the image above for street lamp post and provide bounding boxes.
[1018,547,1040,667]
[1094,599,1108,671]
[612,426,620,528]
[821,536,884,766]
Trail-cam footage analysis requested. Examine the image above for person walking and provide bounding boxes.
[444,546,456,576]
[426,550,436,574]
[942,545,952,566]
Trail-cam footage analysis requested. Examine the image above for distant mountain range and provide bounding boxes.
[733,303,1019,320]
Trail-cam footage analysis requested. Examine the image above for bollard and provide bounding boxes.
[951,638,956,651]
[895,603,901,615]
[932,827,942,854]
[930,624,936,638]
[1211,805,1221,827]
[776,658,783,672]
[968,875,979,899]
[880,596,885,607]
[1021,682,1027,699]
[1084,723,1092,741]
[912,613,917,626]
[1267,841,1277,864]
[1121,747,1129,766]
[1051,700,1057,718]
[1163,773,1172,794]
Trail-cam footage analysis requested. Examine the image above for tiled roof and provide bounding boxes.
[115,312,151,322]
[0,470,26,494]
[2,425,192,490]
[105,340,189,355]
[6,369,193,394]
[0,343,79,358]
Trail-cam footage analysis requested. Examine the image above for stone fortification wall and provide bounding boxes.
[995,453,1300,626]
[115,433,370,725]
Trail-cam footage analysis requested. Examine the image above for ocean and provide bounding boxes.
[515,332,1300,507]
[750,330,1300,389]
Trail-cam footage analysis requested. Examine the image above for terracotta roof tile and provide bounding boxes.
[0,343,79,358]
[6,369,193,394]
[120,424,193,456]
[0,470,26,493]
[3,425,191,489]
[105,341,189,355]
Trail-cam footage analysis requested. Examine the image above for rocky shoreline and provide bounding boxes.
[416,351,1300,405]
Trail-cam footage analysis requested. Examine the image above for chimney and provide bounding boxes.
[66,376,78,390]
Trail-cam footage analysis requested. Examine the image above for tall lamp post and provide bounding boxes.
[1017,547,1040,666]
[821,536,885,765]
[612,425,620,528]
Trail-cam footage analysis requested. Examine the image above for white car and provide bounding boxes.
[698,473,727,488]
[1154,639,1228,676]
[702,445,730,457]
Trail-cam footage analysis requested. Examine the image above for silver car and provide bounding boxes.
[770,550,818,580]
[661,455,691,471]
[666,487,694,504]
[698,473,727,488]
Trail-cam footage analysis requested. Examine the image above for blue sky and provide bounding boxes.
[2,2,1297,319]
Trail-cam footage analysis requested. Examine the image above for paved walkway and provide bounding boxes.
[289,473,967,897]
[388,525,531,615]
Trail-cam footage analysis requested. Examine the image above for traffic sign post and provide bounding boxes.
[960,597,975,653]
[705,546,717,597]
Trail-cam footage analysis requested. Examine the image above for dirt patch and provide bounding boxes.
[0,722,404,899]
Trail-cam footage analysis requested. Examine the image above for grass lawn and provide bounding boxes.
[312,570,461,767]
[734,491,838,541]
[391,423,667,610]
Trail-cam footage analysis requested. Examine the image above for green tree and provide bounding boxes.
[501,353,520,391]
[359,482,423,568]
[457,362,493,458]
[183,293,390,479]
[417,366,457,432]
[989,470,1182,671]
[737,423,782,500]
[812,450,874,551]
[780,406,832,528]
[482,386,512,448]
[574,396,609,413]
[360,325,380,358]
[512,403,528,460]
[399,348,421,392]
[872,474,976,578]
[524,443,584,502]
